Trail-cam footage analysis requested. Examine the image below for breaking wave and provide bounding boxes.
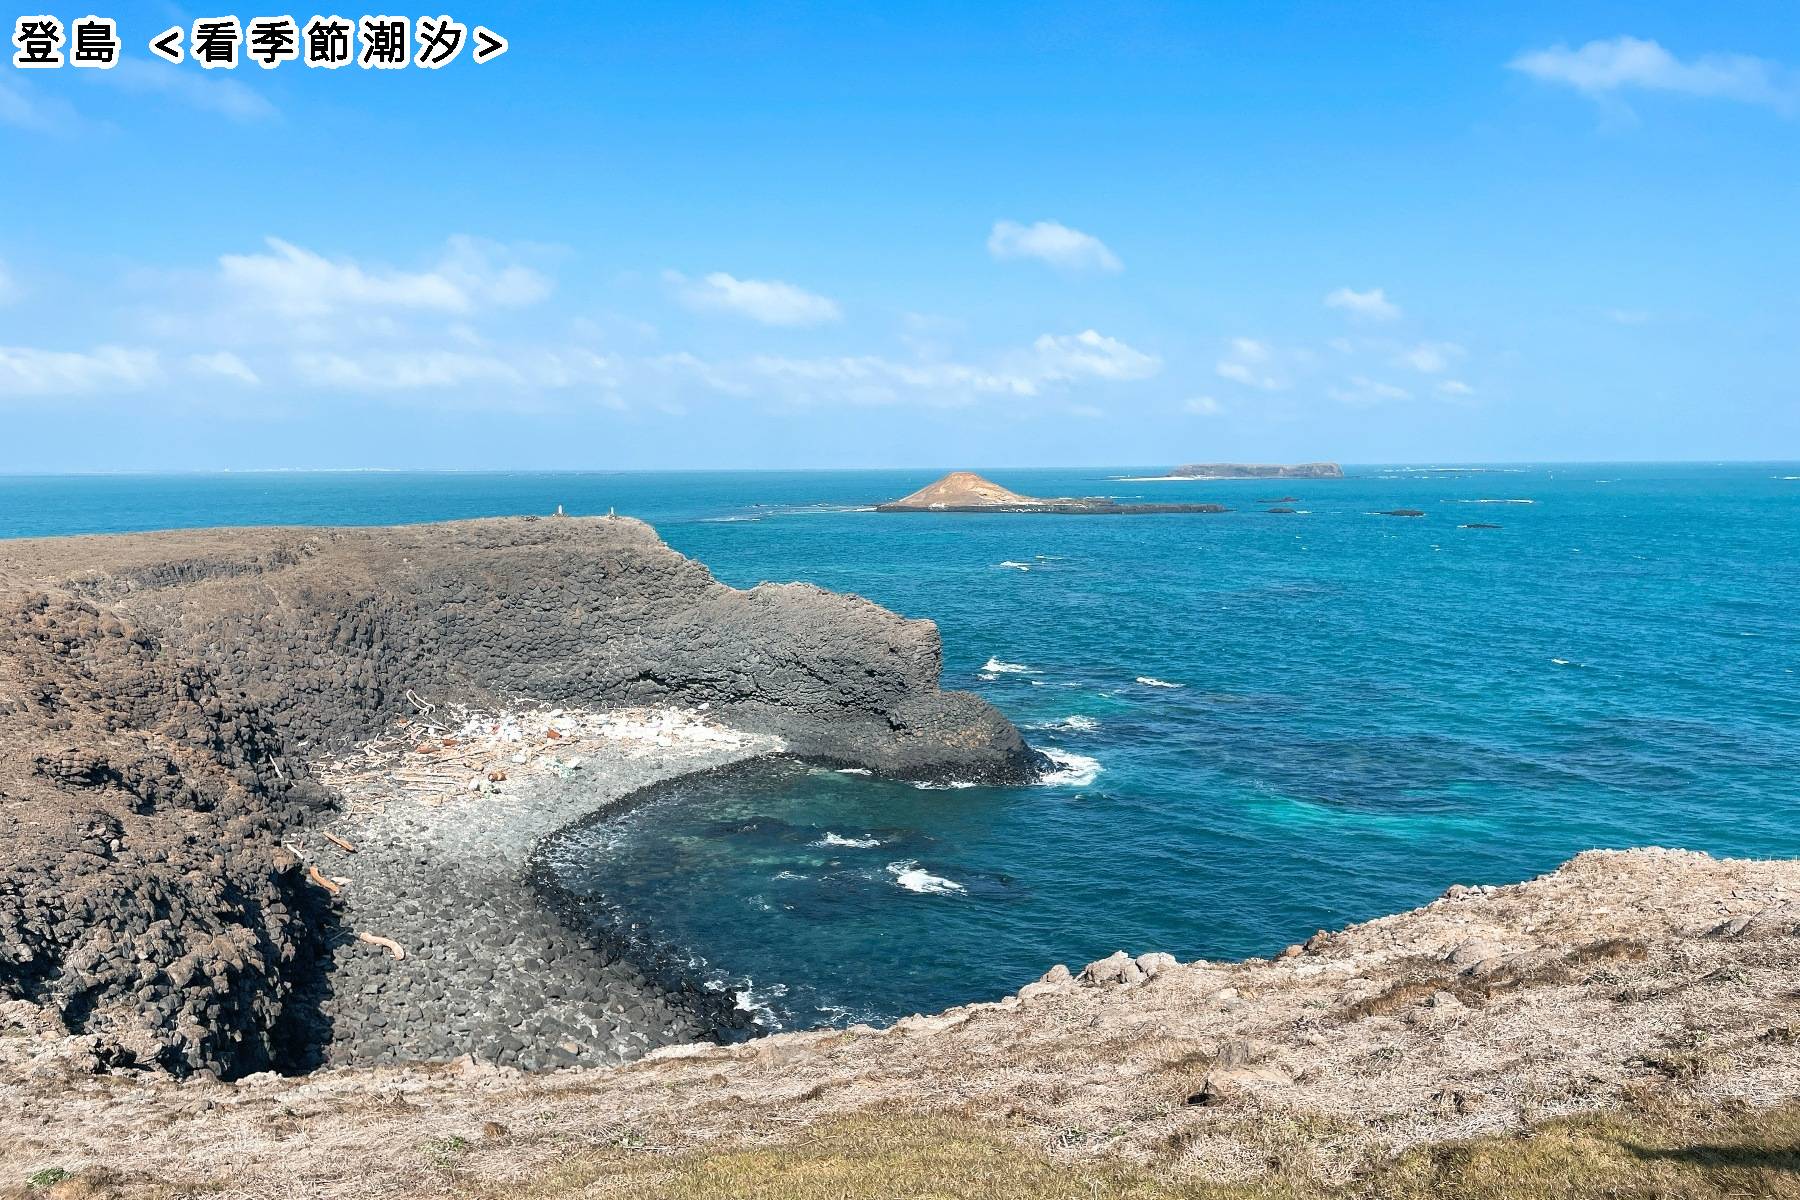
[1038,748,1102,787]
[886,860,966,895]
[1032,714,1099,733]
[813,832,882,849]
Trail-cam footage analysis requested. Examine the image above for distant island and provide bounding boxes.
[876,471,1228,514]
[1164,462,1343,479]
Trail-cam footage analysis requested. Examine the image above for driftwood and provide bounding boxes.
[356,932,406,960]
[305,865,342,895]
[322,832,357,854]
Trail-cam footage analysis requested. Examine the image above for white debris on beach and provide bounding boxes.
[317,704,766,811]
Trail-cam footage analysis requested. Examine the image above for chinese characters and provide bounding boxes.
[10,13,507,69]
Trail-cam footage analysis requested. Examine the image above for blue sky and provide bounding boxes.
[2,1,1796,470]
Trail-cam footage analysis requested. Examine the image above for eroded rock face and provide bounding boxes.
[0,592,333,1078]
[0,516,1039,1076]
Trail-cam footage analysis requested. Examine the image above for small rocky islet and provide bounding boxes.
[875,470,1231,514]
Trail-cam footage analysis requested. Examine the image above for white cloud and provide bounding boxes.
[659,328,1158,407]
[1215,337,1286,390]
[0,76,82,133]
[189,351,260,386]
[1324,286,1401,321]
[986,220,1123,273]
[1608,308,1652,325]
[1029,329,1159,381]
[1184,395,1224,415]
[1437,379,1474,397]
[671,271,841,327]
[1396,341,1465,373]
[0,261,17,306]
[1509,36,1798,114]
[293,348,618,393]
[104,60,277,123]
[219,237,550,320]
[0,345,160,397]
[1329,376,1412,406]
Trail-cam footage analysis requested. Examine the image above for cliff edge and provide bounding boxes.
[0,516,1038,1077]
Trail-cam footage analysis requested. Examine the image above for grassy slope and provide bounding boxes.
[487,1102,1800,1200]
[8,1100,1799,1198]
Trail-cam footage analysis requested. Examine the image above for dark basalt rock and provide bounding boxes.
[1266,507,1298,515]
[1375,509,1426,517]
[0,516,1040,1077]
[1460,523,1503,530]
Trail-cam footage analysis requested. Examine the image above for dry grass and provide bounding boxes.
[325,1101,1800,1200]
[1330,939,1654,1024]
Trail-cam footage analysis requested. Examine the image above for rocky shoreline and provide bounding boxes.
[0,516,1041,1079]
[2,847,1795,1199]
[300,706,785,1071]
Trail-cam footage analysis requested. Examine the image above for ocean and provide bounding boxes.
[4,465,1796,1031]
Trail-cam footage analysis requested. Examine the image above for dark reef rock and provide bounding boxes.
[1460,522,1503,530]
[0,516,1037,1077]
[1375,509,1427,518]
[1265,507,1298,515]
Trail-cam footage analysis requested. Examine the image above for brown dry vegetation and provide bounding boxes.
[8,1100,1800,1200]
[2,847,1797,1200]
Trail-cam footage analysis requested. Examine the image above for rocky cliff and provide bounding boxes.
[0,516,1038,1078]
[2,848,1794,1198]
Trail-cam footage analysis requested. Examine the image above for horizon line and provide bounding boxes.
[4,458,1800,479]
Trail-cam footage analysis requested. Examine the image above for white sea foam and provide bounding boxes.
[1449,498,1535,505]
[1038,747,1102,787]
[887,860,966,894]
[983,657,1031,674]
[773,870,808,880]
[814,832,882,848]
[998,560,1032,571]
[1136,676,1184,688]
[733,978,790,1025]
[1032,714,1099,733]
[834,767,873,776]
[912,779,978,790]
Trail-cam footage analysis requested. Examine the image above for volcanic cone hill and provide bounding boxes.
[877,471,1227,514]
[0,515,1038,1078]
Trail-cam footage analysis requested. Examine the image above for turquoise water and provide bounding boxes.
[5,466,1797,1029]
